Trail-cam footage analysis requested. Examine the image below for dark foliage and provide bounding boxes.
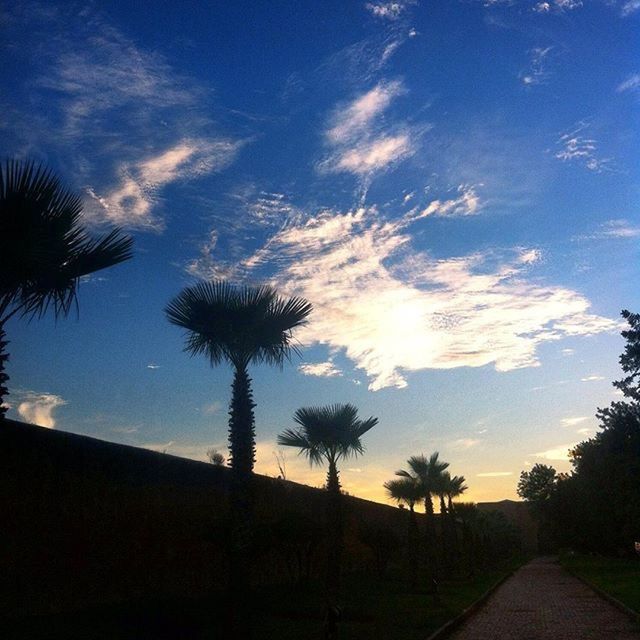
[0,160,133,416]
[524,311,640,556]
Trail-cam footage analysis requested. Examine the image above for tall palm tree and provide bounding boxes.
[0,160,133,419]
[385,476,423,589]
[278,404,377,630]
[165,281,311,635]
[396,452,449,587]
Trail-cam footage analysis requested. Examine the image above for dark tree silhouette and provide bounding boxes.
[165,281,311,636]
[614,309,640,401]
[517,463,557,506]
[278,403,377,634]
[385,475,423,588]
[396,452,449,587]
[0,160,133,418]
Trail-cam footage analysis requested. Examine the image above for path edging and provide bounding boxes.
[424,564,522,640]
[563,565,640,625]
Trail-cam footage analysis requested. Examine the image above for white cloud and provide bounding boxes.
[520,46,553,86]
[534,443,575,461]
[16,392,67,429]
[321,81,420,178]
[298,361,344,378]
[146,363,161,370]
[555,121,613,173]
[202,401,223,415]
[414,185,482,219]
[617,74,640,93]
[86,139,243,229]
[574,219,640,241]
[227,204,616,391]
[332,134,413,175]
[477,471,513,477]
[365,2,414,20]
[581,375,605,381]
[621,1,640,16]
[561,348,575,356]
[451,438,481,449]
[561,416,589,427]
[327,81,404,144]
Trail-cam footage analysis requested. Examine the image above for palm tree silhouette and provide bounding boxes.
[0,160,133,419]
[396,452,449,588]
[278,404,377,630]
[165,281,311,635]
[385,475,423,588]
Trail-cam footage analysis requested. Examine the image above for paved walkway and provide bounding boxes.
[448,557,640,640]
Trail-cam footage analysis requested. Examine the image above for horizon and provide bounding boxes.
[1,0,638,506]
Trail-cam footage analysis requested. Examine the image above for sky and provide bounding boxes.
[1,0,638,506]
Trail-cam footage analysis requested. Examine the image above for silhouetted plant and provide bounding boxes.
[384,475,423,588]
[277,403,377,633]
[396,452,449,586]
[206,448,226,466]
[0,160,133,418]
[165,281,311,635]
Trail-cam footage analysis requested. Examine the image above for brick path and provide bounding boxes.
[447,556,640,640]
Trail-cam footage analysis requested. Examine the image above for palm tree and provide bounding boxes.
[447,475,468,513]
[165,281,311,635]
[385,476,423,588]
[0,160,133,418]
[278,404,377,628]
[396,452,449,587]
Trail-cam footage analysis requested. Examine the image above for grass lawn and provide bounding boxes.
[4,556,526,639]
[255,555,527,640]
[560,552,640,614]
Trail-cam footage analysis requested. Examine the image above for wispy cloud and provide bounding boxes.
[477,471,513,477]
[561,416,589,427]
[413,185,482,219]
[574,219,640,241]
[213,203,617,391]
[365,2,415,20]
[581,374,605,381]
[534,443,575,461]
[15,391,67,429]
[520,46,553,86]
[320,81,421,179]
[298,361,344,378]
[4,3,244,231]
[86,138,243,230]
[555,121,613,173]
[621,1,640,16]
[617,74,640,93]
[451,438,481,449]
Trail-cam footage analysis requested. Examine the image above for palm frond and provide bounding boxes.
[165,280,312,369]
[279,403,377,470]
[0,159,132,321]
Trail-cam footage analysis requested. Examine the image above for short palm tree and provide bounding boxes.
[0,160,133,418]
[166,281,311,635]
[385,475,423,588]
[396,452,449,585]
[446,475,468,512]
[278,404,377,618]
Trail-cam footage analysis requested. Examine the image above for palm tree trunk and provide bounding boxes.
[424,494,438,595]
[439,494,449,567]
[228,364,257,638]
[0,322,9,420]
[408,504,418,590]
[324,458,343,638]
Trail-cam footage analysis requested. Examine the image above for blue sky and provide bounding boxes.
[2,0,638,504]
